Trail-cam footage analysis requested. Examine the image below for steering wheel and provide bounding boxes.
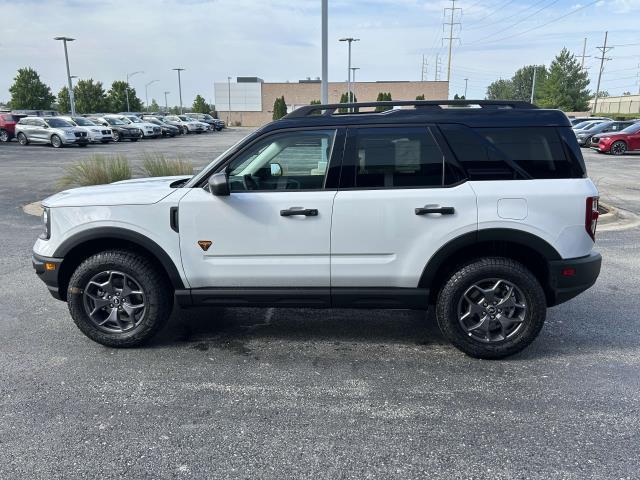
[242,174,259,191]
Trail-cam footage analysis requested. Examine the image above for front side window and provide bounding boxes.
[349,127,445,188]
[227,130,336,191]
[45,118,71,128]
[620,123,640,134]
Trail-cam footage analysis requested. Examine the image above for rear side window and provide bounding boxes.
[348,127,445,188]
[440,124,584,179]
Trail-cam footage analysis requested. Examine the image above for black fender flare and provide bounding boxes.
[419,228,561,288]
[53,227,185,289]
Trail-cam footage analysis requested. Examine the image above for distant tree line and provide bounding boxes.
[6,67,213,114]
[485,48,591,111]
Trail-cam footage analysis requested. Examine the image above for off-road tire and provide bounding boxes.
[436,257,546,359]
[67,250,173,347]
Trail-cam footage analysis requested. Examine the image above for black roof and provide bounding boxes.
[258,100,571,136]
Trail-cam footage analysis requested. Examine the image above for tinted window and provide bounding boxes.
[45,118,72,128]
[349,127,444,188]
[620,123,640,134]
[441,125,580,179]
[228,130,336,191]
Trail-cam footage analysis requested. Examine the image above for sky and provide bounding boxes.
[1,0,639,107]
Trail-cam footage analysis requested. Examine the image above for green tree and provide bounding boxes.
[416,94,425,100]
[192,94,209,114]
[338,92,358,112]
[591,90,609,99]
[538,48,590,111]
[310,99,321,105]
[9,67,55,109]
[511,65,547,103]
[375,92,392,111]
[272,96,287,120]
[74,79,107,113]
[106,80,142,112]
[57,86,71,113]
[149,98,160,112]
[486,79,515,100]
[453,93,466,100]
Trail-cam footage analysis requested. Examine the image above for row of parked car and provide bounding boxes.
[570,116,640,155]
[0,111,226,147]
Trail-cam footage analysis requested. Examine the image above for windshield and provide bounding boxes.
[178,115,190,121]
[104,118,124,125]
[146,118,161,125]
[573,121,594,130]
[620,123,640,134]
[127,116,143,123]
[583,122,603,131]
[45,118,73,128]
[185,136,250,188]
[73,117,95,126]
[203,115,213,120]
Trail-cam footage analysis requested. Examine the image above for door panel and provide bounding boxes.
[331,184,477,287]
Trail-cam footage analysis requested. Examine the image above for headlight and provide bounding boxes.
[40,207,51,240]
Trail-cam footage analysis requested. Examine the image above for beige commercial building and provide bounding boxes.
[588,94,640,115]
[214,77,449,126]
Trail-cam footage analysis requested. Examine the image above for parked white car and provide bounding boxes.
[182,115,211,132]
[164,115,204,134]
[106,115,160,138]
[60,116,113,143]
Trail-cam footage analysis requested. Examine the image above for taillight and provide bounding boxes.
[585,196,599,241]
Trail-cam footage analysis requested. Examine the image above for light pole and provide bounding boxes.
[530,66,537,104]
[164,91,170,112]
[350,67,360,102]
[173,68,185,114]
[464,78,468,99]
[321,0,328,104]
[227,76,232,125]
[125,70,143,112]
[145,79,159,112]
[339,37,359,103]
[54,36,76,116]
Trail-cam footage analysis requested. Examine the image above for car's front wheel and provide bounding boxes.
[0,129,10,142]
[50,135,63,148]
[17,132,28,145]
[112,131,121,142]
[611,140,627,155]
[436,257,546,359]
[67,250,173,347]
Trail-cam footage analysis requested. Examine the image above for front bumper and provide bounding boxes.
[32,253,64,300]
[547,252,601,306]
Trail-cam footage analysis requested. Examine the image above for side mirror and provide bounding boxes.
[208,171,230,196]
[270,163,283,177]
[42,124,49,129]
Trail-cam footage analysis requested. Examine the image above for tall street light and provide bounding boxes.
[164,91,170,112]
[227,76,232,125]
[321,0,328,104]
[126,70,144,112]
[350,67,360,102]
[173,68,185,114]
[145,79,159,112]
[54,36,76,116]
[339,37,359,103]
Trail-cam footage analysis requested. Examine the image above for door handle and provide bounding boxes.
[280,207,319,217]
[415,206,455,215]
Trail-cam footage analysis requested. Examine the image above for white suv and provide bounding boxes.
[32,100,601,359]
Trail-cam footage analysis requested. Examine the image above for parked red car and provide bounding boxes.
[592,122,640,155]
[0,113,25,142]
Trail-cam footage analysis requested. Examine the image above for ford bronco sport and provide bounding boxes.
[32,100,601,359]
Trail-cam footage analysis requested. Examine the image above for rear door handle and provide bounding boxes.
[280,207,319,217]
[415,206,455,215]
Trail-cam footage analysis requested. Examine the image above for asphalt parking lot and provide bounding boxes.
[1,132,639,479]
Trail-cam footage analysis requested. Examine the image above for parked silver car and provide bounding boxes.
[15,116,89,148]
[59,116,113,143]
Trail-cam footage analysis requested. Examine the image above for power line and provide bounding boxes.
[464,0,516,27]
[473,0,599,46]
[465,0,548,31]
[593,31,613,113]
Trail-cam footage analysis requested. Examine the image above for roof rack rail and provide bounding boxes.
[284,99,537,119]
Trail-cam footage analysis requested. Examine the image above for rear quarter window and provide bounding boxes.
[440,124,585,180]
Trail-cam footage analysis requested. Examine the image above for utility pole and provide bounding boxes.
[350,67,360,101]
[580,37,591,69]
[435,54,442,81]
[593,32,612,114]
[443,0,461,97]
[54,37,76,116]
[227,76,231,125]
[125,70,143,113]
[530,66,537,104]
[145,79,158,112]
[464,78,468,98]
[339,37,359,103]
[421,55,428,81]
[172,68,185,114]
[321,0,328,104]
[164,91,170,112]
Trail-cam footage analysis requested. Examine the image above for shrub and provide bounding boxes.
[139,152,194,177]
[59,154,131,188]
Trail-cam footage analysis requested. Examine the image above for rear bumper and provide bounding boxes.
[32,253,64,300]
[547,252,601,306]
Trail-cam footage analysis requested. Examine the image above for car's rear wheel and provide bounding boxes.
[182,126,188,135]
[436,257,546,359]
[67,250,173,347]
[17,132,28,145]
[51,135,63,148]
[611,141,627,155]
[112,131,121,142]
[0,129,10,142]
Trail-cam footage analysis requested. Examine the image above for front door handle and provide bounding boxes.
[415,206,455,215]
[280,207,319,217]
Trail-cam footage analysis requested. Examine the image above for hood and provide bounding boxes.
[43,175,191,208]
